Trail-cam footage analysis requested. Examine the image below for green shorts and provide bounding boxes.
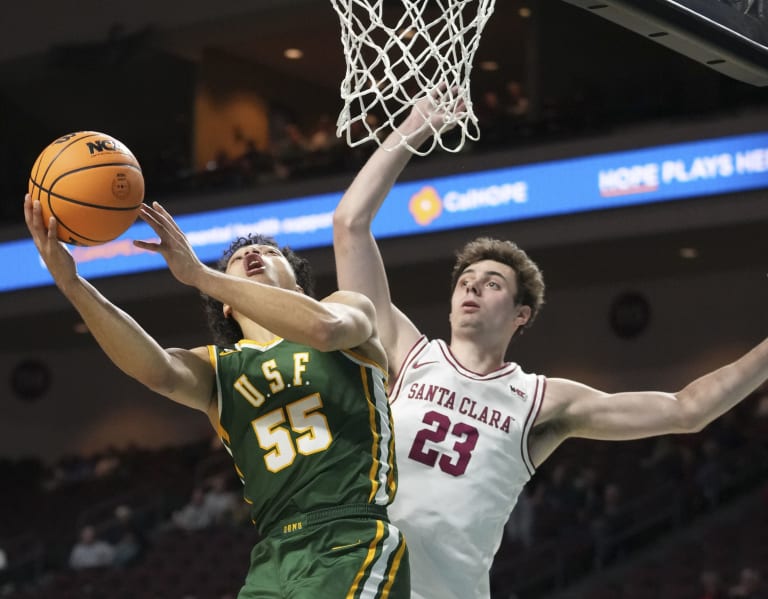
[238,504,410,599]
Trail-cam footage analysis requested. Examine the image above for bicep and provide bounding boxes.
[161,346,216,414]
[548,378,687,441]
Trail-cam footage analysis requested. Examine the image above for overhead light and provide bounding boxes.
[679,247,699,259]
[479,60,499,72]
[519,7,532,18]
[284,48,304,60]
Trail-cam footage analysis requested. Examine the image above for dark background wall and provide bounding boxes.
[1,0,767,463]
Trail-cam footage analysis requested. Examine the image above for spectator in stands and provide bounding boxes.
[590,483,629,567]
[695,439,725,510]
[0,545,8,592]
[503,485,536,549]
[571,465,603,525]
[306,114,339,153]
[202,474,238,525]
[68,525,115,570]
[111,504,148,567]
[697,569,727,599]
[272,122,310,179]
[171,487,213,531]
[729,568,767,599]
[475,89,507,146]
[504,79,530,119]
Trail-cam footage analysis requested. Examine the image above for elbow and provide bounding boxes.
[305,313,369,352]
[675,399,709,434]
[333,206,371,238]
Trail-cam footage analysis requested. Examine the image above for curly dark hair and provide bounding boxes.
[451,237,545,334]
[201,234,316,346]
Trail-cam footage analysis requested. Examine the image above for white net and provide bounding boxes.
[330,0,497,155]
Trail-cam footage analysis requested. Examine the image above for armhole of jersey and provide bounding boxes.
[340,348,388,379]
[206,345,224,421]
[521,375,546,476]
[388,335,429,404]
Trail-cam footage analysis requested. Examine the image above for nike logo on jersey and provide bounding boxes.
[510,385,527,401]
[412,359,439,370]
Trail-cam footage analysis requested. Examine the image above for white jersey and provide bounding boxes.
[388,337,545,599]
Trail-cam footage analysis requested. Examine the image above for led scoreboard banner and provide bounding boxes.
[2,130,768,293]
[563,0,768,86]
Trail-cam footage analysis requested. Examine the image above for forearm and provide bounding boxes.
[677,336,768,430]
[335,112,433,231]
[332,115,430,352]
[192,267,360,350]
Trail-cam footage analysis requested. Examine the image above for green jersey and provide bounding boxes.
[207,337,396,534]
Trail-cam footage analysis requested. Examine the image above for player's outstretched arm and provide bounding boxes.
[541,336,768,448]
[332,93,460,373]
[24,195,215,414]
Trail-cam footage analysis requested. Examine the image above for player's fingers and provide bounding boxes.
[138,204,168,236]
[23,195,34,227]
[133,239,161,252]
[28,199,46,236]
[47,217,59,242]
[150,201,184,236]
[140,203,176,238]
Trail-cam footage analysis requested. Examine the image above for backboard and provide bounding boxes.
[563,0,768,86]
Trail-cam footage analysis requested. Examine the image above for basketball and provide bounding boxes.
[28,131,145,246]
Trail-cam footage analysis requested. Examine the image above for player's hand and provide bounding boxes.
[24,194,78,289]
[135,201,206,287]
[400,84,467,137]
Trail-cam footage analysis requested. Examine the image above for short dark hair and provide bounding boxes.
[451,237,545,332]
[201,234,316,346]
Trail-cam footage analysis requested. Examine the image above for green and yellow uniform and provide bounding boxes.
[208,337,409,599]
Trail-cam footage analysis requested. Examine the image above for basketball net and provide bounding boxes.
[330,0,497,155]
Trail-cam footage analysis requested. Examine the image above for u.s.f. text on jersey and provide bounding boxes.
[405,382,515,433]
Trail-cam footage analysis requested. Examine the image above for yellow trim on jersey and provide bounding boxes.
[386,407,397,497]
[361,365,381,503]
[380,536,407,599]
[217,424,230,444]
[346,519,385,599]
[341,348,387,379]
[237,337,284,351]
[206,344,218,367]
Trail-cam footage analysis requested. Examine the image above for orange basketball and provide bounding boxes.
[28,131,145,246]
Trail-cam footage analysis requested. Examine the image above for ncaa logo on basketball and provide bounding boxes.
[86,139,128,155]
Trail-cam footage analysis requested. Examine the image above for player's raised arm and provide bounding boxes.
[23,194,215,414]
[332,93,461,373]
[136,202,384,360]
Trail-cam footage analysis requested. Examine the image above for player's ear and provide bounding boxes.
[515,305,531,327]
[223,304,233,318]
[295,284,304,295]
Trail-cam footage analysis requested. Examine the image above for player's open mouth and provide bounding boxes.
[461,300,479,310]
[245,254,265,275]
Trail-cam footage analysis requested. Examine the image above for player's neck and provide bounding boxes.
[448,335,509,375]
[238,319,279,345]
